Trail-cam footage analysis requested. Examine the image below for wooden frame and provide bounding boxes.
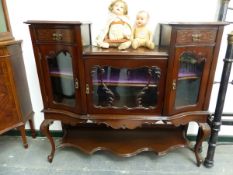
[0,0,14,42]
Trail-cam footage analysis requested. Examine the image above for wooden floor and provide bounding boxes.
[0,136,232,175]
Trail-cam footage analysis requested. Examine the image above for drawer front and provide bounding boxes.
[176,29,217,45]
[35,28,74,43]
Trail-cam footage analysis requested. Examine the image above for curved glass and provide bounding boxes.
[175,52,205,108]
[91,66,161,109]
[0,1,7,33]
[46,51,75,107]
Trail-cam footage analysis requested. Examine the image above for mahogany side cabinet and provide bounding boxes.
[0,40,36,148]
[26,20,227,166]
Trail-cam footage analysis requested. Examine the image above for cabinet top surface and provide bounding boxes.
[24,20,91,25]
[0,40,22,47]
[161,22,229,26]
[83,46,168,57]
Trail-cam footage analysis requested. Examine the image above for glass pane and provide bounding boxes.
[47,51,75,107]
[0,1,7,33]
[175,52,205,107]
[91,66,161,109]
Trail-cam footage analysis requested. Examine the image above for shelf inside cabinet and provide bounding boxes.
[49,70,73,79]
[178,72,199,80]
[93,80,157,87]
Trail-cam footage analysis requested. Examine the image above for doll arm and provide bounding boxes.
[123,23,132,39]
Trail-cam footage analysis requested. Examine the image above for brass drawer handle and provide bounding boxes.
[192,33,202,42]
[52,33,63,41]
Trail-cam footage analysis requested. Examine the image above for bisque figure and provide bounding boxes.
[132,11,155,50]
[96,0,132,50]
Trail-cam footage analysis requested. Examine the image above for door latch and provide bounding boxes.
[75,78,79,89]
[86,84,90,94]
[172,80,176,90]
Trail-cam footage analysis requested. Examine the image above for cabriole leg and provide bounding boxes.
[29,118,36,138]
[40,119,55,163]
[194,123,210,167]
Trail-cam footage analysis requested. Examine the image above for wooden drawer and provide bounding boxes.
[176,29,217,45]
[35,28,74,43]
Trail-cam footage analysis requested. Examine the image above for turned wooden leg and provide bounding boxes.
[194,123,211,167]
[18,125,28,149]
[40,119,55,163]
[29,118,36,138]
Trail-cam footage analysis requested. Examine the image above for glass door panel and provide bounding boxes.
[0,1,7,32]
[91,66,161,109]
[46,51,75,107]
[175,51,205,108]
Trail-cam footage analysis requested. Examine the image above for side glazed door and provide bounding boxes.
[167,46,213,115]
[38,45,81,113]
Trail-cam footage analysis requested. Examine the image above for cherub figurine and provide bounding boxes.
[96,0,132,50]
[132,11,155,50]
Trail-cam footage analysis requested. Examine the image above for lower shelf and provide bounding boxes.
[61,125,189,157]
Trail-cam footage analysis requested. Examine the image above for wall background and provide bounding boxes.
[5,0,233,135]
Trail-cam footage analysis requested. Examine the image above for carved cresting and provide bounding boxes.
[93,66,115,106]
[136,66,161,108]
[178,51,206,78]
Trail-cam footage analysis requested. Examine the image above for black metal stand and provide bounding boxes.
[218,0,231,21]
[204,32,233,168]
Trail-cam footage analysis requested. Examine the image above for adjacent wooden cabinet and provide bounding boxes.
[0,40,35,148]
[26,21,226,166]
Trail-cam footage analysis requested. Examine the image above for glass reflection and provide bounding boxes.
[0,1,7,33]
[175,52,205,107]
[91,66,161,109]
[47,51,75,107]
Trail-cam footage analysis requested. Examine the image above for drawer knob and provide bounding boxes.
[52,33,63,41]
[192,34,202,42]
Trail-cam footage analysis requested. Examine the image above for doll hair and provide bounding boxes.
[137,10,150,20]
[108,0,128,15]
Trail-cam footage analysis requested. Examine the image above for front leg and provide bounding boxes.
[18,125,28,149]
[40,119,55,163]
[194,123,211,166]
[29,118,36,138]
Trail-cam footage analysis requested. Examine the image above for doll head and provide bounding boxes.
[135,11,149,27]
[108,0,128,16]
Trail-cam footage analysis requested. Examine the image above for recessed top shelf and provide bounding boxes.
[83,46,169,57]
